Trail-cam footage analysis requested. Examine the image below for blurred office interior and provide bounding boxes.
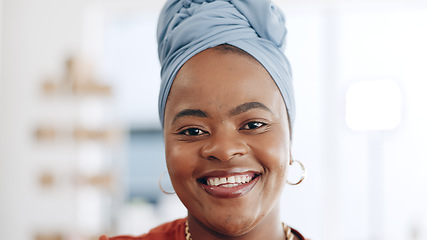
[1,0,427,239]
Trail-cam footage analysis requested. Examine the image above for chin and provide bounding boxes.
[206,213,257,236]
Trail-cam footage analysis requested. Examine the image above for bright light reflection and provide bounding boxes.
[345,79,402,131]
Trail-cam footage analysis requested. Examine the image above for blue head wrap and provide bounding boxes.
[157,0,294,128]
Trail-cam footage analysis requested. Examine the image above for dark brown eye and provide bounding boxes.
[179,128,206,136]
[241,121,265,130]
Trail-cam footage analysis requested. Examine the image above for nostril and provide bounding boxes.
[207,156,219,161]
[200,134,249,161]
[205,153,241,162]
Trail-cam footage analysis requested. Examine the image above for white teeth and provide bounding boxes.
[223,183,239,188]
[228,176,235,184]
[214,178,220,186]
[205,175,255,187]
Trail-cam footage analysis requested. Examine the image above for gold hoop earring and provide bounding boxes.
[158,171,175,194]
[286,159,306,186]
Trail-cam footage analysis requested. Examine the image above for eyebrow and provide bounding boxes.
[172,109,208,123]
[229,102,272,116]
[172,102,272,124]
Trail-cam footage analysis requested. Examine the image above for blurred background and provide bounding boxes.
[1,0,427,239]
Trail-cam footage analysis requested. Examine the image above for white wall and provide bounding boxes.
[0,1,166,239]
[0,0,95,239]
[0,0,2,95]
[281,3,427,240]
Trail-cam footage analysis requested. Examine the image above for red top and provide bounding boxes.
[100,218,186,240]
[100,218,307,240]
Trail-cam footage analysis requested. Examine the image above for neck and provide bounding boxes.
[187,205,285,240]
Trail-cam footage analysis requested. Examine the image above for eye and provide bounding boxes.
[178,128,207,136]
[241,121,266,130]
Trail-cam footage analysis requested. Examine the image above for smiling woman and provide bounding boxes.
[100,0,307,239]
[163,47,293,239]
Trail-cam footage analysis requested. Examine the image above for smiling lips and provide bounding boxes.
[198,172,260,198]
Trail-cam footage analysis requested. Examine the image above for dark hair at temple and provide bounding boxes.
[212,44,255,59]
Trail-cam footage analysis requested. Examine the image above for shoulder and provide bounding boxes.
[99,218,186,240]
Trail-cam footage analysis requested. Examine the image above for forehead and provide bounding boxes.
[165,48,285,115]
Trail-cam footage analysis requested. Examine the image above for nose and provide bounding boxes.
[200,130,249,161]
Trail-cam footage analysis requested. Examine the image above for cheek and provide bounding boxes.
[257,131,290,163]
[165,141,198,182]
[251,130,290,176]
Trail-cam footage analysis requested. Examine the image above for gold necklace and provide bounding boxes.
[185,219,294,240]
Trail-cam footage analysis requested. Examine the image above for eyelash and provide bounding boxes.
[240,121,267,130]
[177,121,267,137]
[178,128,207,136]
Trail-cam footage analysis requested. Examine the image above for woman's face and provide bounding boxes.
[163,48,291,236]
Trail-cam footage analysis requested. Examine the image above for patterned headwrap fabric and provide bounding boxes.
[157,0,294,128]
